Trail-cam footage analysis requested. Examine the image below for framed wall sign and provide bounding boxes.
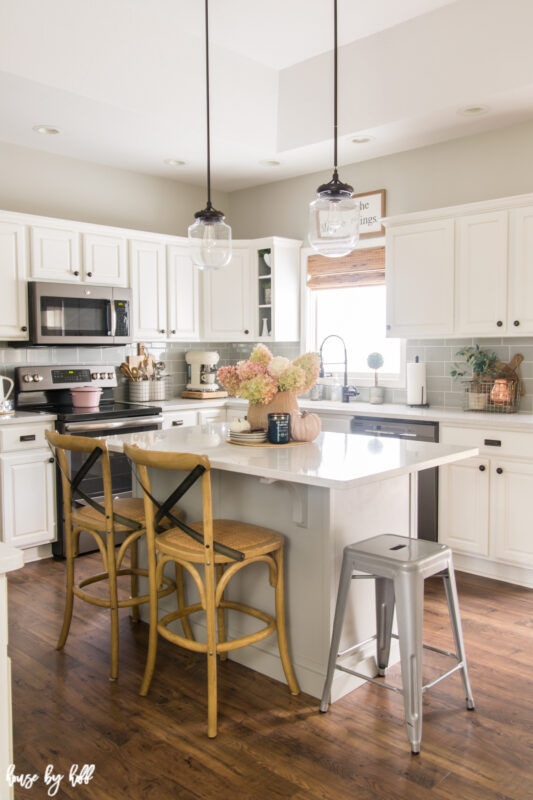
[352,189,386,238]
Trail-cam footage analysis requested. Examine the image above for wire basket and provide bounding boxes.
[463,379,521,413]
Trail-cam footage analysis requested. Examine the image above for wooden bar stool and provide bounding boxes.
[124,443,300,738]
[47,431,188,681]
[320,534,474,753]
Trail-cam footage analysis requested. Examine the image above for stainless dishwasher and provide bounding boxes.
[350,416,439,542]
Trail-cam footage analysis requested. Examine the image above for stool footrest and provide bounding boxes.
[336,664,403,694]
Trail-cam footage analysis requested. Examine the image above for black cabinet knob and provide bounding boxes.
[171,329,176,335]
[386,324,391,331]
[496,467,503,474]
[73,270,80,276]
[49,457,55,463]
[160,329,165,334]
[496,320,503,327]
[514,320,520,326]
[244,329,249,334]
[87,271,93,277]
[21,326,27,332]
[479,464,486,471]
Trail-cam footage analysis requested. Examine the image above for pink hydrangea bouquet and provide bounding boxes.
[217,344,321,405]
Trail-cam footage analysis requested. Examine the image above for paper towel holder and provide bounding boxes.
[406,355,430,408]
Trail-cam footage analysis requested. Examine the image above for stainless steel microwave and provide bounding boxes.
[27,281,133,345]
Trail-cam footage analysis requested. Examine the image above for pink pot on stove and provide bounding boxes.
[69,386,103,408]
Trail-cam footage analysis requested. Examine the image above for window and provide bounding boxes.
[305,244,405,387]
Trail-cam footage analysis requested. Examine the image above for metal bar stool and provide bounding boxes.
[320,534,474,753]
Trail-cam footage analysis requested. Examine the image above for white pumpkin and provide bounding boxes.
[229,418,251,433]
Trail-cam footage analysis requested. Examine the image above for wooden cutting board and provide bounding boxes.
[181,390,228,399]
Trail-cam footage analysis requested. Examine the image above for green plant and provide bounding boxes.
[367,352,384,387]
[450,345,498,391]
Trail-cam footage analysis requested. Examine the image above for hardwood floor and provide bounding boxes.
[7,554,533,799]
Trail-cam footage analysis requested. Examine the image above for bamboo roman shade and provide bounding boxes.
[307,246,385,291]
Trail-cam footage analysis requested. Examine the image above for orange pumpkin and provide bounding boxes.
[290,411,322,442]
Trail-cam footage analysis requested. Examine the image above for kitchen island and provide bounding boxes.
[106,424,478,700]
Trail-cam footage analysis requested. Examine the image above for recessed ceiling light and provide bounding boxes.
[32,125,60,135]
[164,158,186,166]
[458,105,489,116]
[260,159,281,167]
[352,135,375,144]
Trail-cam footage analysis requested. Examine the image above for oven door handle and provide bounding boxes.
[63,416,162,433]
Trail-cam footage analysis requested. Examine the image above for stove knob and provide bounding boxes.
[33,374,43,382]
[91,373,98,380]
[23,374,33,383]
[99,372,106,379]
[107,372,114,379]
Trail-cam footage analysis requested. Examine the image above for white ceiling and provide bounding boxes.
[0,0,533,192]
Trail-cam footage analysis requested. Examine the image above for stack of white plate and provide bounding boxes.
[229,430,268,444]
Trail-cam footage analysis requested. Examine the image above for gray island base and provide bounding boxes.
[106,424,477,701]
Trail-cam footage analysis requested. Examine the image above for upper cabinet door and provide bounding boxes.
[386,219,454,338]
[167,245,199,340]
[508,206,533,335]
[30,225,82,281]
[0,222,28,340]
[129,239,167,339]
[202,247,253,341]
[455,211,508,336]
[82,232,128,286]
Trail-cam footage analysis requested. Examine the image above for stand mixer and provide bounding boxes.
[185,351,221,392]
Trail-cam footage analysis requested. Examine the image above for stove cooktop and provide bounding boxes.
[17,400,161,422]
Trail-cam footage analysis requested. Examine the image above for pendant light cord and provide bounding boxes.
[205,0,212,209]
[333,0,338,176]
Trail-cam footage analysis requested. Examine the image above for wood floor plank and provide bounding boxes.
[6,557,533,799]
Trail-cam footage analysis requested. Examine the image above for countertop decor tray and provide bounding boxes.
[226,439,309,448]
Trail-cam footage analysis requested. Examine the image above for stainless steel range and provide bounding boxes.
[15,365,163,557]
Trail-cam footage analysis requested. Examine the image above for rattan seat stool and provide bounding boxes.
[320,534,474,753]
[124,444,300,738]
[46,431,187,681]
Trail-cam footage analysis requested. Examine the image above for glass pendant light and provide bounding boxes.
[308,0,359,258]
[188,0,232,270]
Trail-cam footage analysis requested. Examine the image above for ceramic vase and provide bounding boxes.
[247,391,298,430]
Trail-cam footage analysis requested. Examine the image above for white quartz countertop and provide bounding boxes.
[105,423,478,490]
[147,396,533,431]
[0,410,57,424]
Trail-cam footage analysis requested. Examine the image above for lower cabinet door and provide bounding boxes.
[0,450,56,548]
[491,458,533,566]
[439,457,490,556]
[161,410,198,430]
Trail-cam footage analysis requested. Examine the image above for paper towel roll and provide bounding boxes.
[406,360,427,406]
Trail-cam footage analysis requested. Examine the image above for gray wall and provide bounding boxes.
[0,140,228,236]
[229,118,533,240]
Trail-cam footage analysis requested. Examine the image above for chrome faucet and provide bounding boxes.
[318,335,359,403]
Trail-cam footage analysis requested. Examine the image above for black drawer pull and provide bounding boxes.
[478,464,486,471]
[20,434,36,442]
[484,439,501,447]
[172,420,184,426]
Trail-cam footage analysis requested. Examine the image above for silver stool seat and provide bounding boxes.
[320,534,474,754]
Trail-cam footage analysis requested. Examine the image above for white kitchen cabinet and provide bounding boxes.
[385,219,454,338]
[0,222,28,340]
[30,224,82,282]
[508,206,533,335]
[197,408,226,424]
[130,239,167,339]
[0,450,55,549]
[161,410,198,430]
[82,232,128,286]
[167,245,199,340]
[253,238,301,342]
[490,458,533,567]
[439,456,490,557]
[439,423,533,585]
[202,246,253,341]
[455,211,508,335]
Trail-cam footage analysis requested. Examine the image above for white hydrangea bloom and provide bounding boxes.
[267,356,291,379]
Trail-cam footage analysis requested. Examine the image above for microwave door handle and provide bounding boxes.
[109,300,116,337]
